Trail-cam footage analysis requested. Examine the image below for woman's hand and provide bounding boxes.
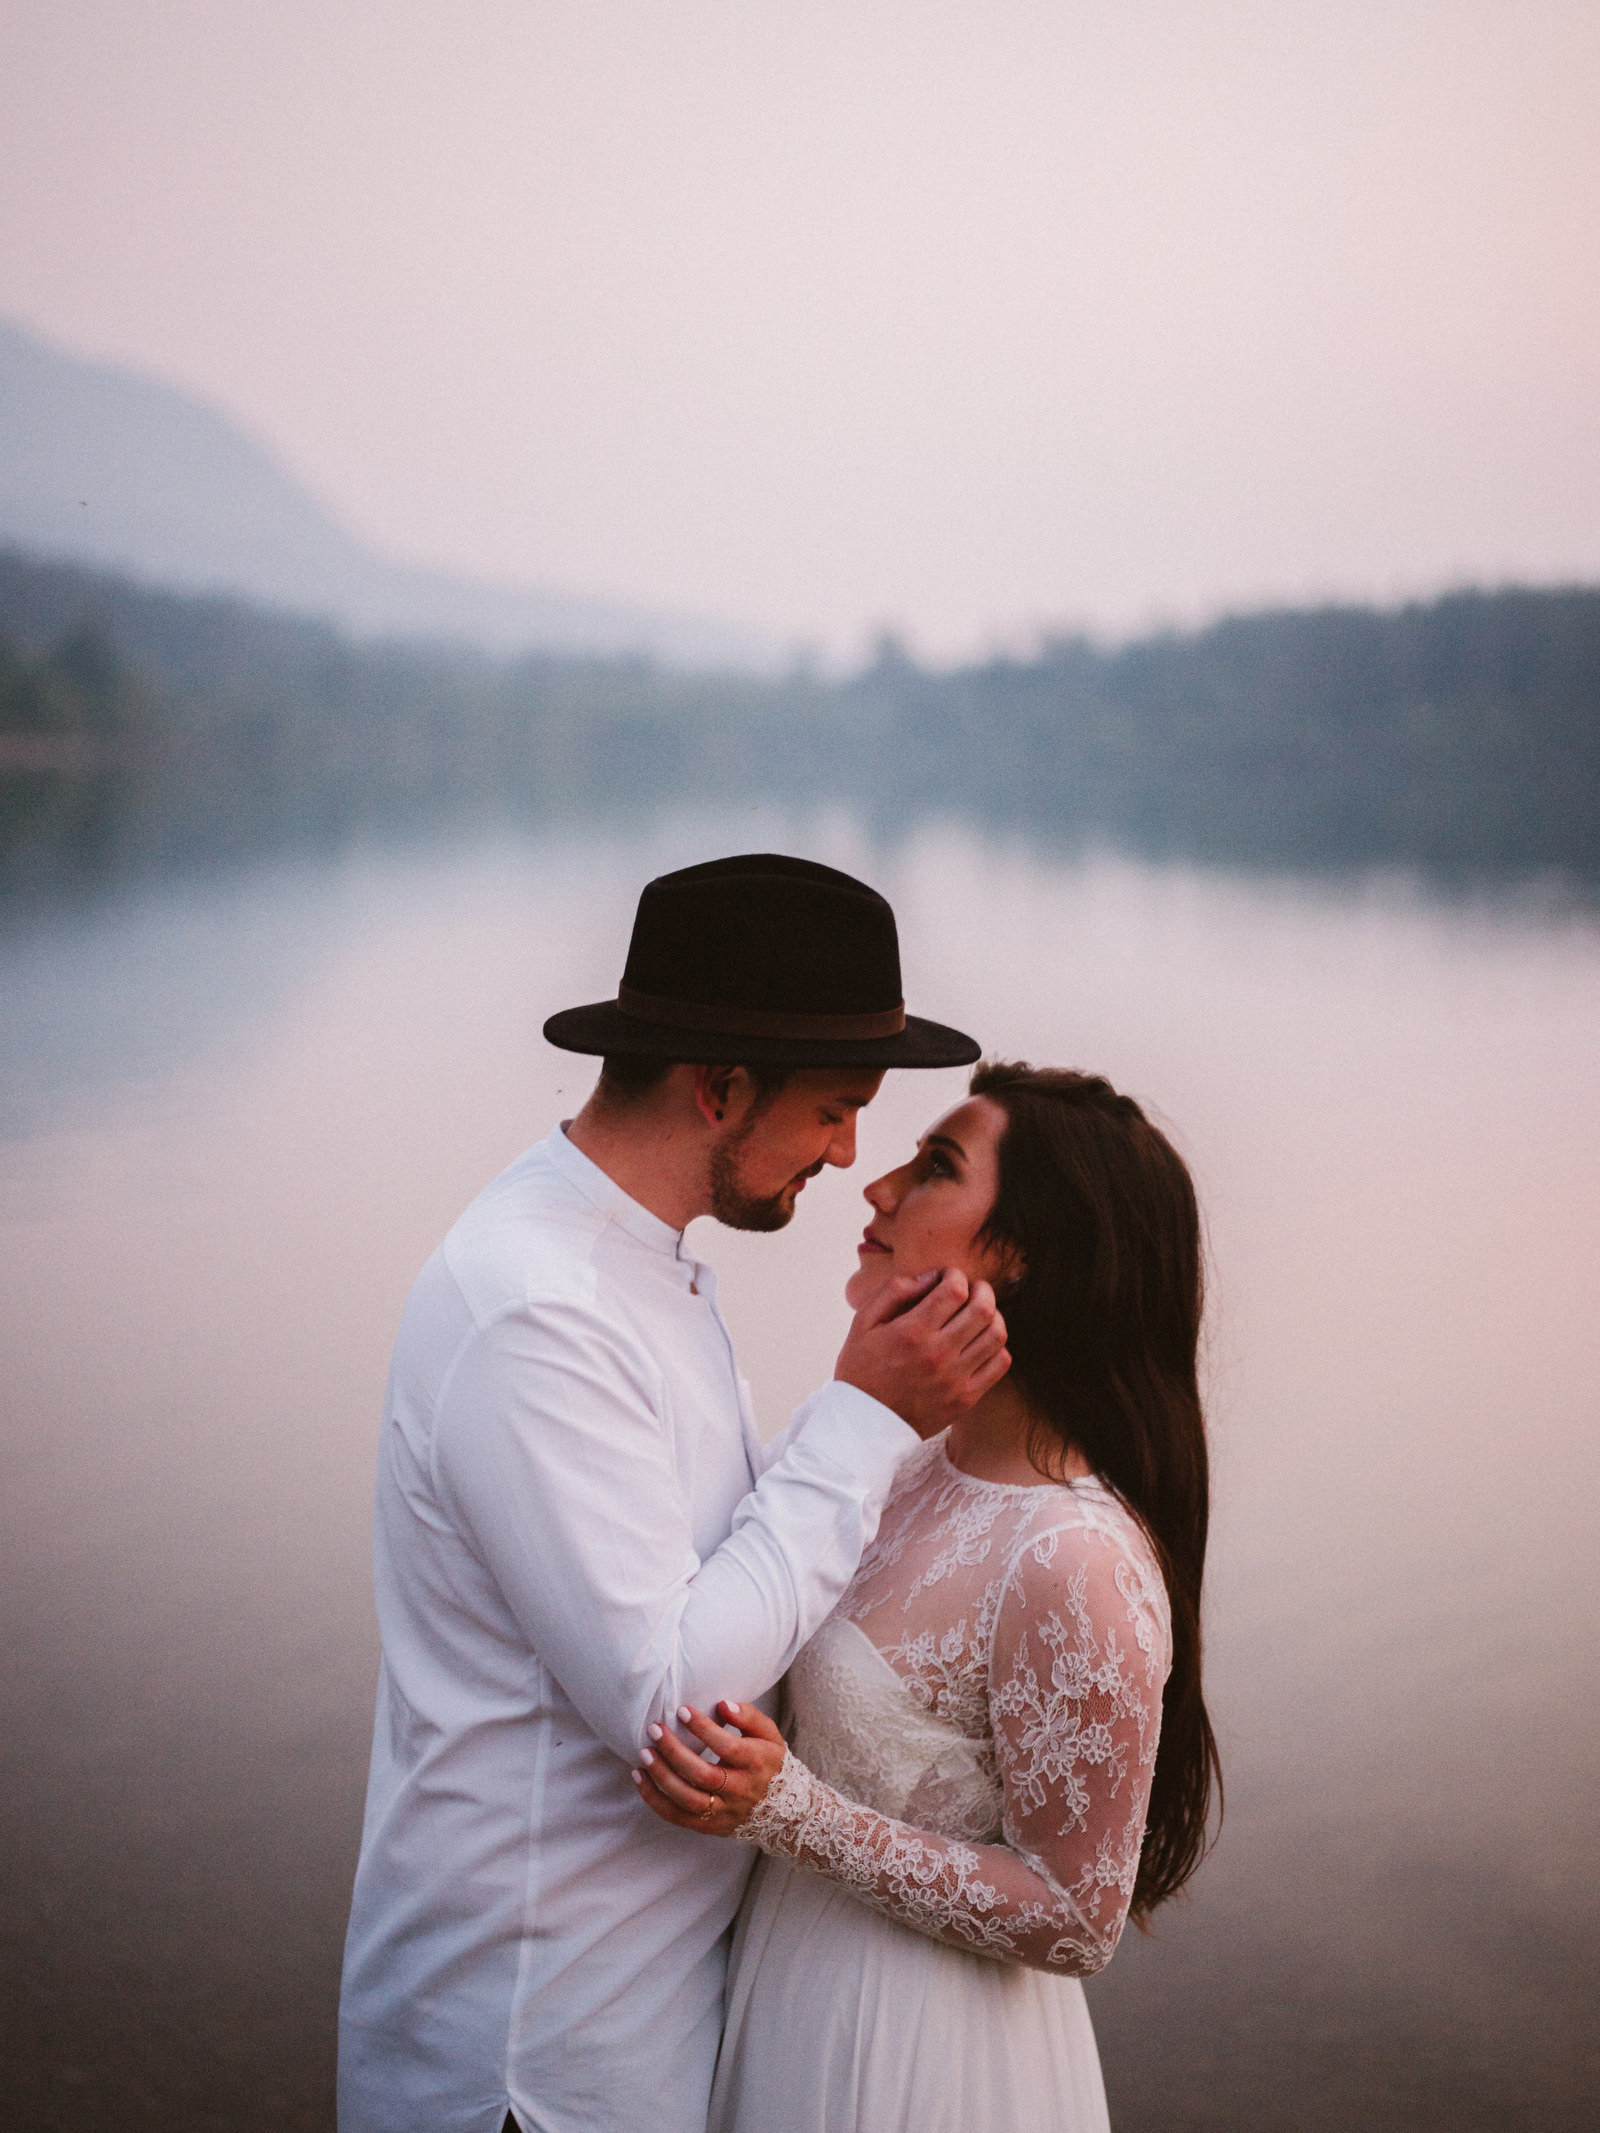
[632,1699,786,1837]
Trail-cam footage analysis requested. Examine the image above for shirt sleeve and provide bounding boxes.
[733,1520,1170,1976]
[431,1297,918,1763]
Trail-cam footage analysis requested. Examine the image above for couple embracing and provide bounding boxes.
[338,854,1219,2133]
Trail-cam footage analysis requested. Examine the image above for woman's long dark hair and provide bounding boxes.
[969,1060,1221,1916]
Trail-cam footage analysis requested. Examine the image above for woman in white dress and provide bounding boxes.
[634,1062,1220,2133]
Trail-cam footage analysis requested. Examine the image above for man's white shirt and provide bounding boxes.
[338,1125,919,2133]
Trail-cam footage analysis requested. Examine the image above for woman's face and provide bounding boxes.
[845,1095,1016,1312]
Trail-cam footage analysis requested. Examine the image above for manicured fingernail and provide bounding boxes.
[640,1748,655,1766]
[677,1706,693,1723]
[630,1769,643,1784]
[647,1723,664,1741]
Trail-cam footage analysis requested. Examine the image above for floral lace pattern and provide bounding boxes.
[736,1437,1171,1977]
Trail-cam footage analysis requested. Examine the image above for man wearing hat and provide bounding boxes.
[339,856,1006,2133]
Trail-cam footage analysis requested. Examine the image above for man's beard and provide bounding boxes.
[709,1129,823,1233]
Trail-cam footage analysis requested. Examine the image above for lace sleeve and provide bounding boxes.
[735,1515,1170,1976]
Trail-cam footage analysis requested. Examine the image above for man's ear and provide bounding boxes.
[692,1063,742,1127]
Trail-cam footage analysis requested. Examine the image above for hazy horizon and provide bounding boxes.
[3,2,1598,659]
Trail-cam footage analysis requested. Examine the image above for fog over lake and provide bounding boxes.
[2,819,1596,2132]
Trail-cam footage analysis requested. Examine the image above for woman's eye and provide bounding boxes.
[928,1151,955,1179]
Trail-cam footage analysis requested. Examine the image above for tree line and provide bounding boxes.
[3,546,1598,891]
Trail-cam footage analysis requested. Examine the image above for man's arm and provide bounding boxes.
[431,1300,908,1764]
[431,1273,1007,1766]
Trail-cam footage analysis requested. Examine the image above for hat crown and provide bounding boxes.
[541,849,978,1067]
[621,854,903,1019]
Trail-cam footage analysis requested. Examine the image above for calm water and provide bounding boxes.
[2,820,1597,2132]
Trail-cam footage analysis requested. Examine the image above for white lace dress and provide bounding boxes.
[709,1435,1171,2133]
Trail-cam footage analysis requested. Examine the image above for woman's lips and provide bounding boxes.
[858,1229,891,1255]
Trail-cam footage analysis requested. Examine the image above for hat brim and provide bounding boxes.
[543,1000,980,1070]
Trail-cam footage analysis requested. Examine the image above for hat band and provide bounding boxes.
[616,984,907,1042]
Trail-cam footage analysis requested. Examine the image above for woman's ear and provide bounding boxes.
[984,1239,1027,1297]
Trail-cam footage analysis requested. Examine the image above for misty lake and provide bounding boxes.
[2,818,1596,2133]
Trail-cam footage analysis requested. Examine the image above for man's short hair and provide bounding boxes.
[596,1054,677,1105]
[596,1057,794,1110]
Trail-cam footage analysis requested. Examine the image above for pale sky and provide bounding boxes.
[3,0,1597,660]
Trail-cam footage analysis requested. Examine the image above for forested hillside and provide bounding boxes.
[3,547,1597,889]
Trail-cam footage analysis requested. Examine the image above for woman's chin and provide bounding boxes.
[844,1263,890,1313]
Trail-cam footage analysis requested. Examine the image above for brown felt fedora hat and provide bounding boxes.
[543,853,980,1069]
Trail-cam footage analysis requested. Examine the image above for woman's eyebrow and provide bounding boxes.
[924,1131,967,1163]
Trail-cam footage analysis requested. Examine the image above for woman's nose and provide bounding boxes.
[863,1169,895,1213]
[864,1164,908,1214]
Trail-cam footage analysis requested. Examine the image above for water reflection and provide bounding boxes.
[2,822,1596,2131]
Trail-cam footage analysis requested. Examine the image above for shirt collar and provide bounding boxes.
[540,1123,686,1259]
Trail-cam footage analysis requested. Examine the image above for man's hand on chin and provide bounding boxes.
[833,1268,1010,1439]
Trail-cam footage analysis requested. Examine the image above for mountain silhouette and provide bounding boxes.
[0,317,778,669]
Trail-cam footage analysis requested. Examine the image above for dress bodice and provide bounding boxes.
[741,1435,1173,1976]
[789,1615,1004,1841]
